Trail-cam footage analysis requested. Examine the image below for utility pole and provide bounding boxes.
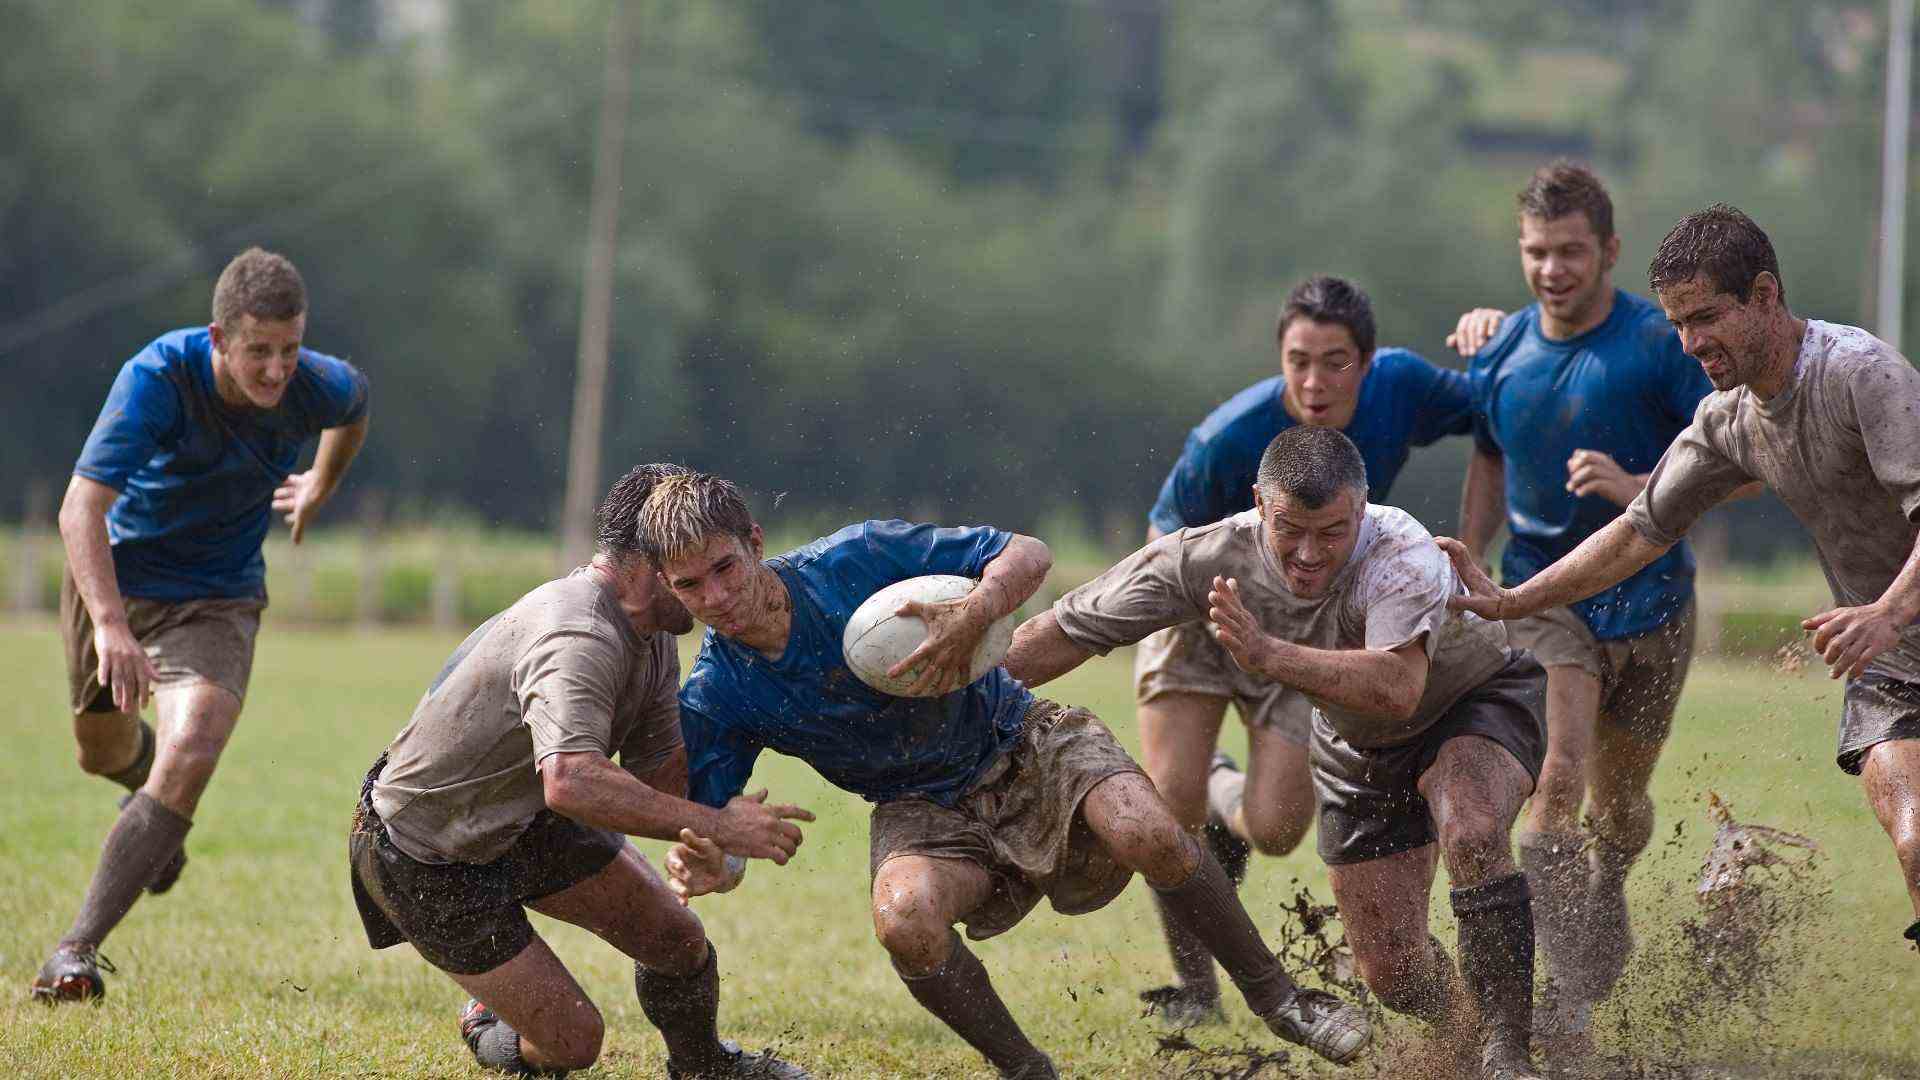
[559,0,635,570]
[1879,0,1914,350]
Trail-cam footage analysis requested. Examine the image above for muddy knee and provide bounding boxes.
[872,893,957,976]
[1531,748,1587,825]
[1240,801,1312,858]
[1355,937,1454,1023]
[1437,814,1515,886]
[543,1002,606,1071]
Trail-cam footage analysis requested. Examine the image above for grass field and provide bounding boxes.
[2,616,1916,1079]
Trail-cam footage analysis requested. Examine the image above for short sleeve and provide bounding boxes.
[514,628,623,764]
[860,520,1011,580]
[679,694,764,809]
[617,634,684,781]
[1148,433,1217,532]
[1623,410,1754,547]
[74,357,181,491]
[1403,356,1475,446]
[1052,534,1204,654]
[1359,543,1452,657]
[1848,356,1920,522]
[301,353,370,432]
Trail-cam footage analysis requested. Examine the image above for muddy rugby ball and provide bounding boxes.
[842,575,1015,697]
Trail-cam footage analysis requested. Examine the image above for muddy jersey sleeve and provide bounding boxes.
[1357,542,1451,657]
[515,627,626,764]
[1846,355,1920,522]
[617,633,685,782]
[1052,533,1206,654]
[1623,405,1755,547]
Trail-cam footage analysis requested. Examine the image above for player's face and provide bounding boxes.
[657,529,768,639]
[209,313,305,409]
[1255,486,1364,598]
[1656,273,1775,392]
[643,567,698,635]
[1279,319,1369,429]
[1518,213,1618,335]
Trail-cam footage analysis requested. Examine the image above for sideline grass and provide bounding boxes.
[1,617,1915,1078]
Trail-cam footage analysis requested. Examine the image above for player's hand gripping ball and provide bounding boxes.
[843,575,1014,697]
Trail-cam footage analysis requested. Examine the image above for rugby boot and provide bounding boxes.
[1260,986,1373,1065]
[994,1055,1057,1080]
[118,793,188,894]
[461,999,564,1077]
[1137,982,1227,1028]
[1480,1032,1546,1080]
[668,1039,812,1079]
[29,943,114,1004]
[1204,753,1253,885]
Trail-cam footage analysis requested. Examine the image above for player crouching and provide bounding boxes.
[644,471,1370,1079]
[348,465,809,1078]
[1007,426,1549,1080]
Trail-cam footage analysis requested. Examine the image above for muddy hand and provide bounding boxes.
[1207,576,1277,678]
[714,789,815,864]
[94,620,158,713]
[888,595,986,695]
[667,829,735,904]
[1435,537,1509,619]
[1803,602,1905,680]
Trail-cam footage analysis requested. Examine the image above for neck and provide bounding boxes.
[209,350,252,410]
[731,565,793,659]
[1540,284,1615,341]
[1747,313,1808,402]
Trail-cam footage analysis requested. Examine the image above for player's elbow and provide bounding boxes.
[539,753,592,816]
[1013,534,1053,581]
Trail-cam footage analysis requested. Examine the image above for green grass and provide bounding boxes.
[1,617,1915,1078]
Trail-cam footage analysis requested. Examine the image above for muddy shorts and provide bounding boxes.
[61,570,264,714]
[1505,600,1695,743]
[1133,620,1311,743]
[870,698,1146,940]
[1837,674,1920,774]
[348,755,626,975]
[1312,651,1547,866]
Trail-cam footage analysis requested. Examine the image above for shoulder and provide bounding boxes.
[513,575,619,643]
[1468,308,1536,378]
[122,328,205,385]
[1190,377,1284,445]
[1169,509,1263,574]
[1355,506,1449,590]
[679,633,750,717]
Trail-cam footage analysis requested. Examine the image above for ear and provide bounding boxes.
[1602,232,1622,271]
[748,522,766,560]
[1252,486,1267,518]
[207,321,227,354]
[1749,271,1783,309]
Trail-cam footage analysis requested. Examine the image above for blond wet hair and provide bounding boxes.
[636,471,757,567]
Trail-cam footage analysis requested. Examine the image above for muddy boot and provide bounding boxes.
[1515,831,1590,1039]
[1453,874,1543,1080]
[1584,834,1637,1000]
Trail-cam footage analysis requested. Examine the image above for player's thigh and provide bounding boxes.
[1327,844,1439,980]
[526,844,706,973]
[145,682,243,812]
[1136,692,1230,826]
[449,934,603,1067]
[1240,723,1313,846]
[1541,664,1602,768]
[1861,738,1920,840]
[1418,735,1532,883]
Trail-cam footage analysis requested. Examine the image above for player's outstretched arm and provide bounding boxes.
[1003,610,1097,687]
[273,414,369,544]
[890,533,1053,695]
[540,750,814,862]
[1437,516,1669,622]
[59,475,159,713]
[1457,448,1507,562]
[1209,576,1430,722]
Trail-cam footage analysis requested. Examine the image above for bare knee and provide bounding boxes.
[1889,814,1920,875]
[1102,811,1198,886]
[1241,801,1312,858]
[636,905,711,976]
[872,887,957,976]
[541,1002,606,1071]
[148,721,231,812]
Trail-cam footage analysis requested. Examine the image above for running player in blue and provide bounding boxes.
[1138,275,1474,1023]
[641,470,1371,1079]
[32,248,370,1003]
[1444,162,1748,1050]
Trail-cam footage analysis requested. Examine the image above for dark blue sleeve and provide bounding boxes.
[679,693,763,809]
[74,356,180,491]
[299,353,369,432]
[859,519,1012,580]
[1402,355,1475,446]
[1147,432,1217,532]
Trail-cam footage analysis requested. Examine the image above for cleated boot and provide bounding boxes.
[1261,986,1372,1065]
[1481,1031,1546,1080]
[118,793,188,894]
[1204,753,1253,885]
[668,1039,812,1079]
[30,944,114,1004]
[1138,983,1226,1028]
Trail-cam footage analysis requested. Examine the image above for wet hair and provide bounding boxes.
[1648,203,1785,306]
[1516,160,1614,243]
[636,470,757,567]
[212,247,307,330]
[595,463,692,561]
[1255,426,1368,510]
[1276,275,1376,359]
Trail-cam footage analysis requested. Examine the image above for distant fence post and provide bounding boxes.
[1695,513,1729,656]
[431,528,461,630]
[356,490,387,628]
[14,479,52,614]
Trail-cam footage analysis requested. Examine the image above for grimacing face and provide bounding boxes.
[656,528,768,639]
[1254,485,1365,599]
[210,313,305,409]
[1655,273,1779,393]
[1519,213,1618,337]
[1279,318,1370,429]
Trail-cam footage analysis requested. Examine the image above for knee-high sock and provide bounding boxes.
[1451,873,1535,1047]
[63,791,190,948]
[895,934,1050,1075]
[636,943,727,1070]
[103,720,156,793]
[1151,891,1220,999]
[1151,850,1297,1016]
[1515,831,1584,980]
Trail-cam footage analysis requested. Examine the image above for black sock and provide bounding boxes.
[63,791,191,948]
[636,942,727,1070]
[895,933,1050,1075]
[103,720,155,793]
[1151,848,1296,1016]
[1451,872,1535,1048]
[1151,891,1221,1001]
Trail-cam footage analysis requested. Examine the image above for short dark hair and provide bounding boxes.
[1256,426,1368,509]
[1276,275,1376,360]
[1516,160,1614,243]
[212,247,307,329]
[596,463,691,561]
[637,470,758,567]
[1648,203,1785,306]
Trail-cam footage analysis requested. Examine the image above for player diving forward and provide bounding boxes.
[644,470,1370,1080]
[1441,204,1920,965]
[1008,426,1550,1080]
[349,465,809,1078]
[1138,275,1474,1023]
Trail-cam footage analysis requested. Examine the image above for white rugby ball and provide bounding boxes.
[842,575,1015,697]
